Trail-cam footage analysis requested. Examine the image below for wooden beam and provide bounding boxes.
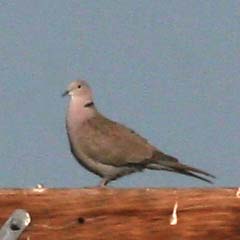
[0,188,239,239]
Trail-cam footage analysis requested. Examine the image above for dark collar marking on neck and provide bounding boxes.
[84,101,94,108]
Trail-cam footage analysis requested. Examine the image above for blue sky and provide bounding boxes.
[0,1,239,187]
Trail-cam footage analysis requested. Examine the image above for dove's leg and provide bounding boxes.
[99,178,110,187]
[97,166,142,187]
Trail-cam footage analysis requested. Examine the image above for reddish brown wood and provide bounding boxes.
[0,188,239,240]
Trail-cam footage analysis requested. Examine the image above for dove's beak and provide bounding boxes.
[62,90,69,97]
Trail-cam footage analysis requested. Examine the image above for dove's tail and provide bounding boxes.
[147,154,215,184]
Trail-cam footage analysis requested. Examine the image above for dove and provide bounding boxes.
[63,80,215,187]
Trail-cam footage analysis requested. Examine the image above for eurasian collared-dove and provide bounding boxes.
[63,80,215,187]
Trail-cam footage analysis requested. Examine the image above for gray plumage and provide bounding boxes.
[63,80,215,187]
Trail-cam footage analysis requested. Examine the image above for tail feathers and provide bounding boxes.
[167,161,215,178]
[147,160,215,184]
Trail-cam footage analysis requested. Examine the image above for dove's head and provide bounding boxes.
[63,80,92,98]
[63,80,96,122]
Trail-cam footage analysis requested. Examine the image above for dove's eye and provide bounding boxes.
[78,85,81,89]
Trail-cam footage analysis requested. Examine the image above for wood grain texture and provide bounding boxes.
[0,188,239,240]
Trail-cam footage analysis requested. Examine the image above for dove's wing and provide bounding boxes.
[76,113,158,167]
